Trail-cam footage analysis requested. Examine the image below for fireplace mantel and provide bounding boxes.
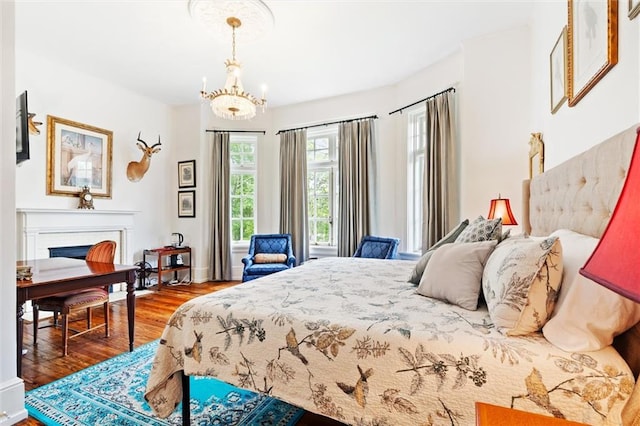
[16,208,137,263]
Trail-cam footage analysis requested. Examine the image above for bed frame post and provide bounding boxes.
[181,372,190,426]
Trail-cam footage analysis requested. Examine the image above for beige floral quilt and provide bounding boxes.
[145,258,634,425]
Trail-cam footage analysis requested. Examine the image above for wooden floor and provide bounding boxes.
[17,281,343,426]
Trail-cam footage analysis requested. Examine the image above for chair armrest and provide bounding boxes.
[287,255,296,268]
[242,256,254,267]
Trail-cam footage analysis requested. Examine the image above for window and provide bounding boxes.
[307,127,338,246]
[407,108,426,253]
[230,135,257,243]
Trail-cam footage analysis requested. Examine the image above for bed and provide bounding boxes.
[145,123,640,426]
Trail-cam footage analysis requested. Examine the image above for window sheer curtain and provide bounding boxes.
[422,90,458,251]
[209,131,232,280]
[337,118,375,257]
[279,129,309,265]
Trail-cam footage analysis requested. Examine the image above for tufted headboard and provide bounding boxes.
[522,123,640,383]
[524,124,638,238]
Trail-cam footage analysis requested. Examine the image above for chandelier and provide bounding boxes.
[199,15,267,120]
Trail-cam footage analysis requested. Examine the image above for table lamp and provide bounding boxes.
[580,128,640,303]
[487,194,518,225]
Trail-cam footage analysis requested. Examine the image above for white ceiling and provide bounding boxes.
[15,1,535,108]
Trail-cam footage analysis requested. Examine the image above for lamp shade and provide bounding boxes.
[580,129,640,303]
[487,196,518,226]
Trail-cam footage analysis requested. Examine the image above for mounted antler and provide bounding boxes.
[126,132,162,182]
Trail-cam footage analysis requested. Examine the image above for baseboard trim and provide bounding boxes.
[0,377,27,425]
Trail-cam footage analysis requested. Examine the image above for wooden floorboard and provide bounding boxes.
[16,281,342,426]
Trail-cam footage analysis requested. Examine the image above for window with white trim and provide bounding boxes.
[407,108,426,253]
[230,135,257,243]
[307,126,339,246]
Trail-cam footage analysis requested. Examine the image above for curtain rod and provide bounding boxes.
[388,87,456,116]
[206,129,266,134]
[276,115,378,135]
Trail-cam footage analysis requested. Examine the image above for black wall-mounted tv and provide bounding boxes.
[16,90,30,164]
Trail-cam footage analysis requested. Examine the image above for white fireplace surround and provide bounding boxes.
[16,208,137,264]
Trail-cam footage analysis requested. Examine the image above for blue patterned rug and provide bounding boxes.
[25,340,304,425]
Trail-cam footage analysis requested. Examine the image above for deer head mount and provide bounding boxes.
[126,132,161,182]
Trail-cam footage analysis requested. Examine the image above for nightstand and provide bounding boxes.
[475,402,587,425]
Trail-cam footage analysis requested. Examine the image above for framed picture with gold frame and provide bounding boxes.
[567,0,618,107]
[46,115,113,198]
[550,26,568,114]
[630,0,640,19]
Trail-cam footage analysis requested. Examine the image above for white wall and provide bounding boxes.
[459,26,532,226]
[1,2,27,423]
[530,1,640,167]
[15,50,174,261]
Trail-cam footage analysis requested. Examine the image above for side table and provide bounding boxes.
[143,246,192,291]
[475,402,587,425]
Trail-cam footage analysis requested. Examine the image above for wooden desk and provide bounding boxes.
[16,257,138,377]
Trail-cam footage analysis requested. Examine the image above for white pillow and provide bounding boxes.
[417,240,497,310]
[547,229,598,315]
[542,229,640,351]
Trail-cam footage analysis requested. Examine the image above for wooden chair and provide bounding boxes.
[33,240,116,356]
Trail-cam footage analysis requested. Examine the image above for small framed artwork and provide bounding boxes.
[178,160,196,188]
[567,0,618,107]
[178,190,196,218]
[550,26,568,114]
[630,0,640,19]
[47,115,113,198]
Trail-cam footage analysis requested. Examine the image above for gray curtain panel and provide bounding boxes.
[422,90,458,252]
[337,118,375,257]
[209,132,232,280]
[279,129,309,265]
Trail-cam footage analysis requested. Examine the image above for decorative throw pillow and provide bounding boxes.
[407,219,469,284]
[417,240,498,310]
[254,253,287,264]
[455,216,502,243]
[542,229,640,351]
[482,236,563,336]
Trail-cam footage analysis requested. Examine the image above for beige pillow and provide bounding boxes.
[417,240,497,310]
[254,253,287,264]
[407,219,469,284]
[482,236,563,336]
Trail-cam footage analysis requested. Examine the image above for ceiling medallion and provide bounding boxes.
[188,0,274,43]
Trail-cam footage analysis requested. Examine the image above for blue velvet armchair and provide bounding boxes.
[353,235,400,259]
[242,234,296,282]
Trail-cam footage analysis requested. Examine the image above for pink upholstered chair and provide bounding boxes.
[32,240,116,356]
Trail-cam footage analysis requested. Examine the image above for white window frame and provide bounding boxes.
[407,107,426,253]
[307,126,339,247]
[230,134,257,244]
